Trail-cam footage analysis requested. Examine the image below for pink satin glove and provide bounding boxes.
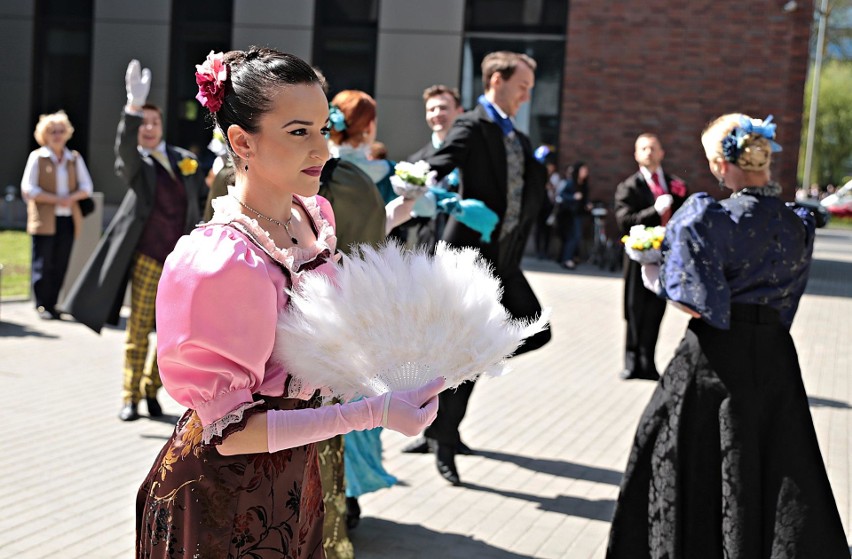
[267,377,444,452]
[383,377,443,436]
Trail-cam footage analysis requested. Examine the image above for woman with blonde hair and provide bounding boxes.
[607,114,848,557]
[21,111,93,320]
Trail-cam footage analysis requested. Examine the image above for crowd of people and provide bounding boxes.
[18,44,849,558]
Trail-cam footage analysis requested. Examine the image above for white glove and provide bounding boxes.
[411,190,437,218]
[125,59,151,108]
[654,194,673,215]
[641,263,661,293]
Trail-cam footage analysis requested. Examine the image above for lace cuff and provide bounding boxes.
[201,400,266,445]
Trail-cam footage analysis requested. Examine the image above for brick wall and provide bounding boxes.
[558,0,813,237]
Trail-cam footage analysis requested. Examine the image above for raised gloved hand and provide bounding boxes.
[266,377,443,452]
[654,194,673,215]
[125,59,151,108]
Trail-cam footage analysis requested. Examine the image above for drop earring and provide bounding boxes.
[245,164,249,172]
[718,177,726,190]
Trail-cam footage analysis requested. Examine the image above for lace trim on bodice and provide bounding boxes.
[209,187,338,274]
[201,399,265,445]
[731,182,782,198]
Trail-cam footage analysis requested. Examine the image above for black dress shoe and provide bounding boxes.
[435,443,461,486]
[119,402,140,421]
[457,440,476,456]
[345,497,361,530]
[145,397,163,417]
[619,369,660,381]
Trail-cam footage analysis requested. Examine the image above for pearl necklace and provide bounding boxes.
[231,195,298,245]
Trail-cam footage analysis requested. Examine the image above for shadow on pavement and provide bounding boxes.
[522,257,622,279]
[147,413,182,425]
[350,517,534,558]
[476,449,623,486]
[464,482,616,521]
[139,433,172,441]
[805,259,852,299]
[0,320,59,339]
[808,396,851,409]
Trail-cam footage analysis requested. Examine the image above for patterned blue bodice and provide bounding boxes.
[659,189,815,330]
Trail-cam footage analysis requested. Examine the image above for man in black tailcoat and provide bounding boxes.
[415,51,551,485]
[614,133,688,381]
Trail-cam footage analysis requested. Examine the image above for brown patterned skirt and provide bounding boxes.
[136,395,325,558]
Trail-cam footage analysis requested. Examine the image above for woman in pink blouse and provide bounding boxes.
[135,47,443,559]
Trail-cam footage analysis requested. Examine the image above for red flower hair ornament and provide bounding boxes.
[195,51,228,112]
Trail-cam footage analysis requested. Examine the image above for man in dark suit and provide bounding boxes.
[417,52,551,485]
[393,85,466,251]
[64,60,204,421]
[614,133,688,381]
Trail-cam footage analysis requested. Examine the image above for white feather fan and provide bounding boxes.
[273,241,550,399]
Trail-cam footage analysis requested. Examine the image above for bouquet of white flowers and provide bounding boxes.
[273,241,550,400]
[390,160,437,199]
[621,225,665,264]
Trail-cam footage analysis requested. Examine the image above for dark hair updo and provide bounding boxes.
[212,46,322,158]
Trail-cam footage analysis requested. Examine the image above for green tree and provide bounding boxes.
[799,60,852,187]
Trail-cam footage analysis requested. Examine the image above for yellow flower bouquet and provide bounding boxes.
[621,225,665,264]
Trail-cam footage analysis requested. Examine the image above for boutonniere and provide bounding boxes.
[670,179,687,198]
[178,157,198,176]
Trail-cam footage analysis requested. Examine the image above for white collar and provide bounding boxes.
[138,140,168,158]
[640,166,664,182]
[39,146,72,163]
[488,100,510,120]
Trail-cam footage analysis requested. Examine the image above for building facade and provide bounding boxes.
[2,0,812,219]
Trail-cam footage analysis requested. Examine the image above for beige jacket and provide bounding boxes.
[26,151,83,237]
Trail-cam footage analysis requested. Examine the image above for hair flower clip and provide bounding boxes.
[328,105,347,132]
[722,114,783,164]
[195,51,228,112]
[738,115,783,153]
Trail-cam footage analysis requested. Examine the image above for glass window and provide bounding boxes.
[32,0,94,157]
[167,0,233,172]
[465,0,567,35]
[313,0,379,96]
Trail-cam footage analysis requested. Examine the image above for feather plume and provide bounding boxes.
[273,241,550,399]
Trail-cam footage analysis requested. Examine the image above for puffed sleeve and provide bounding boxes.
[156,225,281,431]
[659,193,734,329]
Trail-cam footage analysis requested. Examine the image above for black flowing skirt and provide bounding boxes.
[607,304,849,558]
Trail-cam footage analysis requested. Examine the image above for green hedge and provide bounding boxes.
[0,230,30,299]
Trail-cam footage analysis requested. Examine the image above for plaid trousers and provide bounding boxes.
[122,252,164,403]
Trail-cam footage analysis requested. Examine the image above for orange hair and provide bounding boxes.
[329,90,376,146]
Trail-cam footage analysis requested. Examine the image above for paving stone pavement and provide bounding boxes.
[1,228,850,558]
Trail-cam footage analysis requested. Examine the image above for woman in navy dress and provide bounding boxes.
[607,113,849,558]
